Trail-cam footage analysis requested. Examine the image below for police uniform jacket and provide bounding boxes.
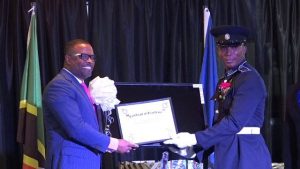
[195,61,272,169]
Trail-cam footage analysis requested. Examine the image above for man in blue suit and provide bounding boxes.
[43,39,138,169]
[164,26,272,169]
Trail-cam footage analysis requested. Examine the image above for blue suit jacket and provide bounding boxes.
[43,69,110,169]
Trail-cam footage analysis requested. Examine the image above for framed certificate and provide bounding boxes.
[116,98,177,144]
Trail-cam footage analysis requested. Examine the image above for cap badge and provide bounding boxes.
[225,33,230,40]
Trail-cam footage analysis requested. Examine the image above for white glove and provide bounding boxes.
[89,76,120,111]
[163,132,197,149]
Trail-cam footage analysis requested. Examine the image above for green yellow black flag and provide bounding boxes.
[17,4,46,169]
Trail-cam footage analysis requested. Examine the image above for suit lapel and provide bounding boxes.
[60,69,86,97]
[59,69,99,126]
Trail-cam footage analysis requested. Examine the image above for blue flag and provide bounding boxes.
[200,8,218,128]
[199,7,218,167]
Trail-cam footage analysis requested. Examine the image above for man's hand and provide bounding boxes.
[163,132,197,148]
[117,139,139,153]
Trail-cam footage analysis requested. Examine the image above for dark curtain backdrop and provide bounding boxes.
[1,0,299,168]
[88,0,203,82]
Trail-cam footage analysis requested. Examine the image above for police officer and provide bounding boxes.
[164,25,272,169]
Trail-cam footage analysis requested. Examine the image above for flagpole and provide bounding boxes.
[86,0,89,16]
[28,2,36,14]
[203,7,209,47]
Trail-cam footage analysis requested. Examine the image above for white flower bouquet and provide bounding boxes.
[89,76,120,111]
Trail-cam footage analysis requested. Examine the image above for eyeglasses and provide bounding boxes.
[73,53,96,61]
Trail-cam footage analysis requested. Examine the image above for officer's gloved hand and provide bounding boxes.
[163,132,197,148]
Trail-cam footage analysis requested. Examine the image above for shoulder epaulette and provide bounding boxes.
[238,62,252,73]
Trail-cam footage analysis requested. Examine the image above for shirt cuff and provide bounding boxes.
[107,137,119,152]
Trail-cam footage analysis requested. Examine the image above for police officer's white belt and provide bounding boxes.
[237,127,260,135]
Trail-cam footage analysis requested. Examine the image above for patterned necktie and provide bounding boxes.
[81,82,94,105]
[81,82,99,123]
